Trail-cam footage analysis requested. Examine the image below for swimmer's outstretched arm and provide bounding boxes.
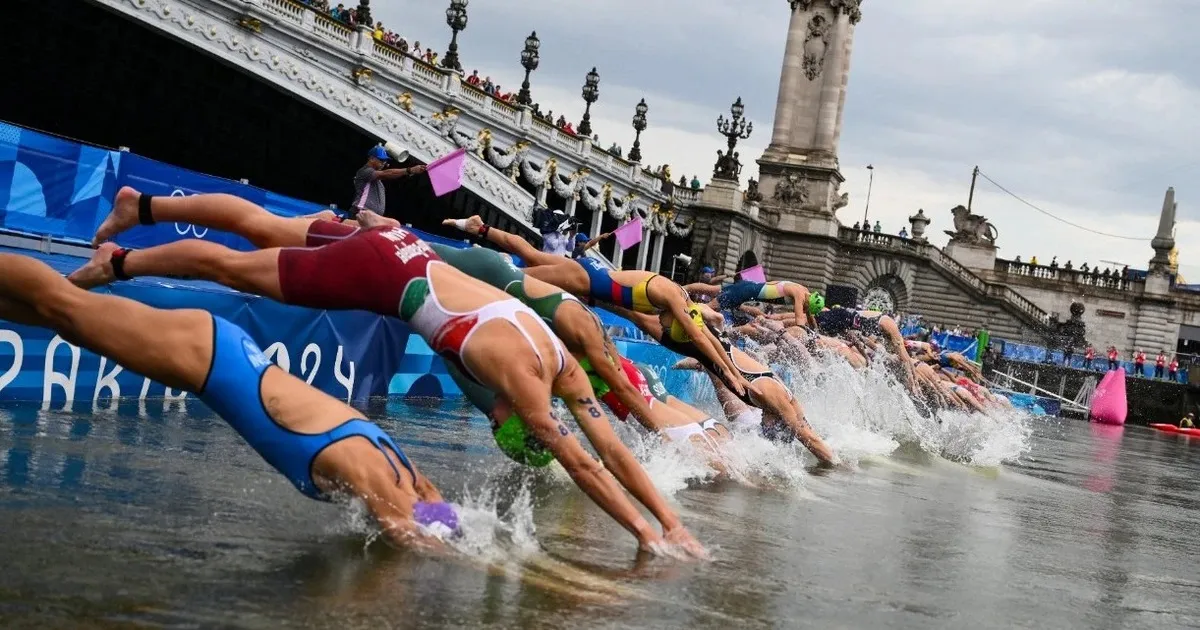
[442,216,565,267]
[672,358,703,371]
[551,363,707,559]
[682,283,719,297]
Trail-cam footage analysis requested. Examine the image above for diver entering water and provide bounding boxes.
[73,188,707,559]
[0,253,456,548]
[441,215,752,400]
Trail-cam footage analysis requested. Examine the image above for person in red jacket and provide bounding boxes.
[1155,351,1167,378]
[1134,349,1146,376]
[1107,346,1119,371]
[1084,345,1095,370]
[1168,356,1180,382]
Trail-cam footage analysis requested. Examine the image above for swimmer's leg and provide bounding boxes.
[70,240,285,300]
[754,380,836,466]
[95,187,317,249]
[0,253,213,391]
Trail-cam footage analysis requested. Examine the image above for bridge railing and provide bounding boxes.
[251,0,671,207]
[837,227,1052,327]
[994,259,1143,292]
[837,227,923,253]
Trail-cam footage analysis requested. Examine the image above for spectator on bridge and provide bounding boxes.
[1080,262,1090,273]
[1014,255,1022,263]
[1155,351,1167,378]
[852,221,861,230]
[351,146,426,217]
[1134,349,1146,376]
[1107,346,1119,371]
[873,221,882,233]
[466,70,481,86]
[555,114,568,128]
[1169,356,1180,381]
[1084,345,1095,370]
[1049,256,1058,270]
[1030,255,1039,266]
[691,176,702,190]
[679,175,688,188]
[899,227,909,239]
[411,42,423,59]
[1063,260,1073,271]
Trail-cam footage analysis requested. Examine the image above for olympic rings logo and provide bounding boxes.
[168,189,209,239]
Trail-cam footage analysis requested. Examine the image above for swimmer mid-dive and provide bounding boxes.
[685,278,816,328]
[74,188,706,557]
[610,307,836,466]
[0,253,455,548]
[441,215,752,400]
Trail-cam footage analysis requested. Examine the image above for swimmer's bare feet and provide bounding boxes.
[441,215,484,235]
[356,210,400,229]
[92,186,142,247]
[68,242,121,289]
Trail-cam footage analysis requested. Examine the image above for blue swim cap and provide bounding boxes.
[575,232,590,244]
[701,266,715,274]
[413,501,460,535]
[368,145,389,161]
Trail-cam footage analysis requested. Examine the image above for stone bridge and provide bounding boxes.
[688,212,1052,342]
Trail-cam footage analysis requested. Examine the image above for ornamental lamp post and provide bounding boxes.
[354,1,372,27]
[713,97,753,180]
[516,31,540,106]
[627,98,649,163]
[441,0,468,73]
[578,67,600,137]
[863,164,875,226]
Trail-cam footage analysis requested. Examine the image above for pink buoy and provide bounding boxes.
[1089,368,1128,425]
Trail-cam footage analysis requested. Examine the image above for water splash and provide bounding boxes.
[323,482,541,561]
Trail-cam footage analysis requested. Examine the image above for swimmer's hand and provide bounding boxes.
[442,215,484,235]
[666,526,709,560]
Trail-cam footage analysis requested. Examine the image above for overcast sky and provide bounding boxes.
[377,0,1199,278]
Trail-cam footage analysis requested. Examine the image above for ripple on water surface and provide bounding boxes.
[1,365,1198,629]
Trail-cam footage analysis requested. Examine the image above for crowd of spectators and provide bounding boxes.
[1009,255,1133,289]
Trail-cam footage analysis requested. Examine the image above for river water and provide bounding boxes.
[2,388,1199,629]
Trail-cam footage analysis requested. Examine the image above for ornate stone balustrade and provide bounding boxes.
[837,226,1051,327]
[994,259,1142,293]
[91,0,694,239]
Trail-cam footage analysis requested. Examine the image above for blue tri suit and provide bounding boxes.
[198,315,415,500]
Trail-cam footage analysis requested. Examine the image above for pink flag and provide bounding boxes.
[427,148,467,197]
[613,217,644,251]
[738,264,766,283]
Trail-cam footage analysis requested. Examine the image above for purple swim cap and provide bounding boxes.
[413,501,460,534]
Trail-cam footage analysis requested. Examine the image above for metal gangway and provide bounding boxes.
[988,367,1096,415]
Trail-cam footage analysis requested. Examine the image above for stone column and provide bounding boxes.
[589,206,603,239]
[564,196,577,218]
[536,183,548,207]
[636,227,652,269]
[613,239,626,269]
[769,2,811,150]
[813,11,850,151]
[651,232,666,275]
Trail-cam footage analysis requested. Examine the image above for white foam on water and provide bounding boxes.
[775,345,1034,467]
[322,483,541,561]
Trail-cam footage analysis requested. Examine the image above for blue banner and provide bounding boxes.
[0,250,463,406]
